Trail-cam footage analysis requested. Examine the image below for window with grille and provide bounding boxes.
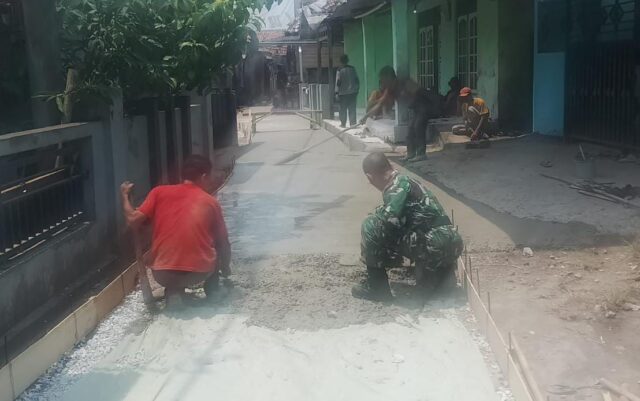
[418,26,436,89]
[457,13,478,88]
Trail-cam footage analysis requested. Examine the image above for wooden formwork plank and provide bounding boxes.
[466,274,489,334]
[459,256,539,401]
[74,298,98,342]
[94,275,126,322]
[0,364,14,401]
[121,263,138,295]
[507,352,536,401]
[6,262,139,400]
[485,312,510,376]
[511,335,547,401]
[10,314,76,396]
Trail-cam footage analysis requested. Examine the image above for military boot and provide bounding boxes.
[352,267,393,301]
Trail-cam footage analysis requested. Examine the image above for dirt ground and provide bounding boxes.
[394,136,640,401]
[469,242,640,400]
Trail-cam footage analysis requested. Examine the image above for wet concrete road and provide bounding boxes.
[219,114,379,256]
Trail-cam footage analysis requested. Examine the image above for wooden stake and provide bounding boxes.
[511,335,547,401]
[487,291,492,315]
[601,391,614,401]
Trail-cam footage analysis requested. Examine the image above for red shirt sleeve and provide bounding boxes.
[138,187,159,219]
[211,199,229,245]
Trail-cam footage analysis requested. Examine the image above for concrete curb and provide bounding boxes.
[322,120,393,153]
[1,261,138,401]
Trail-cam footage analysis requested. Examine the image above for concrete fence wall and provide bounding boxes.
[0,121,119,364]
[0,91,238,366]
[0,98,158,367]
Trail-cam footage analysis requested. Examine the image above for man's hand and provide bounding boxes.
[121,181,134,197]
[121,181,147,229]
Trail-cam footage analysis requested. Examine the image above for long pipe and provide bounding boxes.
[353,1,388,19]
[298,46,304,82]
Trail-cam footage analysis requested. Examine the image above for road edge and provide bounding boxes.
[1,261,138,401]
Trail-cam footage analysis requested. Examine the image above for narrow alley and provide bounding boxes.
[16,115,505,401]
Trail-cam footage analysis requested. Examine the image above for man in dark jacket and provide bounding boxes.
[335,54,360,127]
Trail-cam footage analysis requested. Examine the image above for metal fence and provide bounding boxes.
[0,165,85,268]
[299,84,331,117]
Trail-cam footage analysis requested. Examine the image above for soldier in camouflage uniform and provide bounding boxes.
[352,152,463,301]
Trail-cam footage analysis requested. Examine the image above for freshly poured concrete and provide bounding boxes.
[18,115,500,401]
[60,314,497,401]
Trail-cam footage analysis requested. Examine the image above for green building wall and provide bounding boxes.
[477,0,499,118]
[343,12,393,108]
[342,0,532,126]
[412,0,499,117]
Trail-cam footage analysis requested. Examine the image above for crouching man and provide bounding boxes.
[121,155,230,308]
[353,152,463,301]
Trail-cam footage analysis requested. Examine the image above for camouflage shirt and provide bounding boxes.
[373,172,449,235]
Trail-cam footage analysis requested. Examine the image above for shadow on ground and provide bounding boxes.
[392,155,630,250]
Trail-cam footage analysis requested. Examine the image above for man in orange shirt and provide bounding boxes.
[121,155,230,308]
[459,87,490,141]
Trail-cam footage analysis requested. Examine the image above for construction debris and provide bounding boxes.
[621,303,640,312]
[599,378,640,401]
[540,174,640,208]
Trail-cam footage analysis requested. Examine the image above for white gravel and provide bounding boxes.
[17,294,150,401]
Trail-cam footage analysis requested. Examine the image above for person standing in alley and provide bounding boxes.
[274,65,288,108]
[443,77,462,116]
[121,155,231,309]
[335,54,360,127]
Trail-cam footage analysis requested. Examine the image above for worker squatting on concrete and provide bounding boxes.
[459,86,491,141]
[352,152,464,301]
[120,155,231,309]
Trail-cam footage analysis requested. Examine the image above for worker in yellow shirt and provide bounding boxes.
[459,87,490,141]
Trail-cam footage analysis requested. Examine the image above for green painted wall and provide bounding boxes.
[366,12,393,99]
[343,0,513,122]
[408,11,418,81]
[413,0,457,92]
[437,4,457,92]
[411,0,499,115]
[477,0,499,118]
[343,12,393,108]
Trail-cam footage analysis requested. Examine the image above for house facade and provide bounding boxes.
[332,0,640,148]
[533,0,639,149]
[336,0,534,132]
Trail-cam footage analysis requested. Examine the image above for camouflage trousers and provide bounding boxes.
[361,215,464,272]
